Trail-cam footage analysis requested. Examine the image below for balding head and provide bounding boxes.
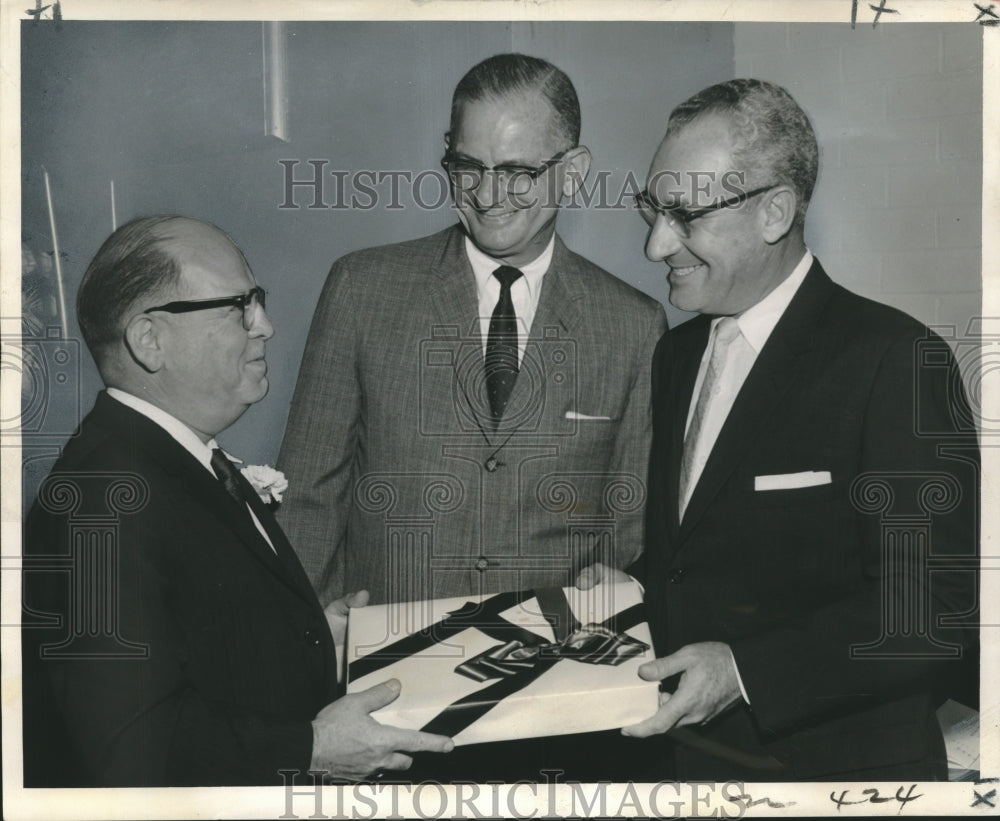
[78,216,180,365]
[77,216,273,439]
[77,216,247,371]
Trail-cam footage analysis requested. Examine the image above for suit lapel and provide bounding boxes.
[94,394,319,607]
[427,227,493,437]
[679,262,837,540]
[530,236,584,335]
[236,471,319,603]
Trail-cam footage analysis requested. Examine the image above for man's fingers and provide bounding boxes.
[624,655,696,736]
[575,564,599,590]
[327,589,371,618]
[577,563,634,589]
[356,679,402,712]
[576,565,597,590]
[637,652,685,683]
[622,698,688,738]
[385,727,455,754]
[575,562,619,590]
[347,589,370,609]
[381,753,414,772]
[326,599,349,618]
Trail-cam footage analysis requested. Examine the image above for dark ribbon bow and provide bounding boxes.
[456,624,648,682]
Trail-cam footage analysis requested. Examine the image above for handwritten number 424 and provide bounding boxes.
[830,785,922,813]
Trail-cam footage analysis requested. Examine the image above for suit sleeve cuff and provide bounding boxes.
[731,650,751,705]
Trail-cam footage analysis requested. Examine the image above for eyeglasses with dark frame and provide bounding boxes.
[142,287,267,331]
[634,184,778,238]
[440,148,573,197]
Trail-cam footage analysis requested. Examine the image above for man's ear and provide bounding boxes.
[123,314,165,373]
[561,145,592,198]
[760,185,798,243]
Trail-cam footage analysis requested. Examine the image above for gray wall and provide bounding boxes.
[735,22,982,340]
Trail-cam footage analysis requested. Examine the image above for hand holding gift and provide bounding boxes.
[623,642,742,736]
[574,561,631,590]
[325,590,370,684]
[310,679,454,781]
[325,590,369,647]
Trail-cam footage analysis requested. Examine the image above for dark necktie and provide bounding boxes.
[210,447,283,559]
[485,265,524,423]
[211,447,247,507]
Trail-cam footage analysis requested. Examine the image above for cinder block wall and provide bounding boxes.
[734,23,982,383]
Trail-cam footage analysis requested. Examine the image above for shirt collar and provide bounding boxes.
[729,250,813,354]
[106,388,221,473]
[464,234,554,302]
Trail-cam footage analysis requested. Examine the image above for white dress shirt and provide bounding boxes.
[106,388,275,553]
[684,250,814,439]
[466,234,554,365]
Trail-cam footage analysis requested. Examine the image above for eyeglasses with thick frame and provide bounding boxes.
[142,286,267,331]
[440,148,573,197]
[634,184,778,238]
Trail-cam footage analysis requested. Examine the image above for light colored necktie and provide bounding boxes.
[678,317,744,519]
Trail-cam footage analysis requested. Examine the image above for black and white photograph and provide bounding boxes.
[1,0,995,817]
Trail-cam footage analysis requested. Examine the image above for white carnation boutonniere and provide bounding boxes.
[240,464,289,507]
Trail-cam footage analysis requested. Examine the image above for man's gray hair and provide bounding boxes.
[77,215,184,360]
[667,78,819,227]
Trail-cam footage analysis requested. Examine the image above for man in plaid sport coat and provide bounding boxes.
[277,54,665,610]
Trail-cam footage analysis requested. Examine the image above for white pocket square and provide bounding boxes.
[754,470,832,491]
[565,411,612,421]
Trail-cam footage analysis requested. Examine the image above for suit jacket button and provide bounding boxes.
[475,557,490,572]
[304,627,320,646]
[484,457,499,472]
[667,569,685,584]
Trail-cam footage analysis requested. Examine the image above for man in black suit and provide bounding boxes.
[583,79,978,780]
[21,215,452,786]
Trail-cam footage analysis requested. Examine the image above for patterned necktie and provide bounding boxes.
[678,317,744,519]
[211,448,248,508]
[485,265,524,423]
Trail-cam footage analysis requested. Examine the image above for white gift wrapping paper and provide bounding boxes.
[345,581,659,746]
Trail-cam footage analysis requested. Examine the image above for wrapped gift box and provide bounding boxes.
[346,581,659,746]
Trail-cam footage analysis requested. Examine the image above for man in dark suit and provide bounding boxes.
[21,215,453,786]
[584,79,979,781]
[277,54,666,608]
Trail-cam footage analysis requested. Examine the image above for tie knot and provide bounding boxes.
[714,316,742,346]
[211,447,235,474]
[211,448,243,502]
[493,266,524,290]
